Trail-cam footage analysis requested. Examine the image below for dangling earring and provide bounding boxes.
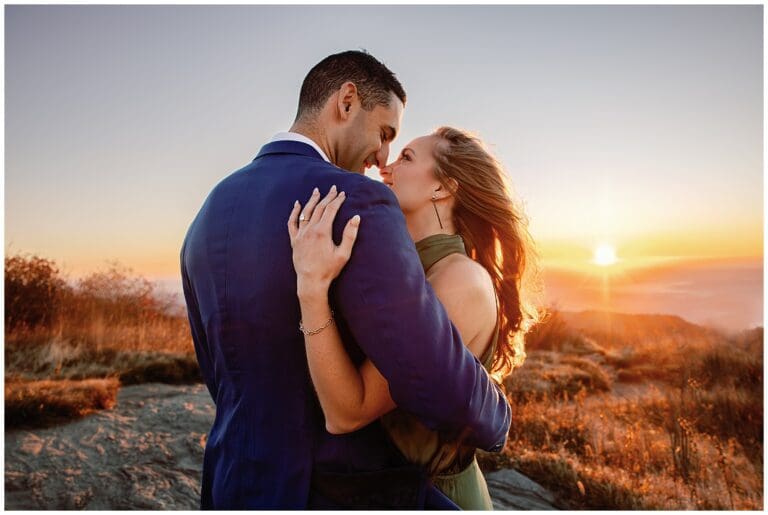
[431,193,444,229]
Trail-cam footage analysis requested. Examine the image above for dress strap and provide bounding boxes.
[414,233,467,273]
[480,326,498,371]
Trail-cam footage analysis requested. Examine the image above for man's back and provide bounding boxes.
[181,142,423,508]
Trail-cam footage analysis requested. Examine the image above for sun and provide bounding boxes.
[593,243,618,266]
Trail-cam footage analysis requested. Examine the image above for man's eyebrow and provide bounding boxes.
[386,125,397,141]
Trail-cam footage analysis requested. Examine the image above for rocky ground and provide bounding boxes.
[5,382,558,510]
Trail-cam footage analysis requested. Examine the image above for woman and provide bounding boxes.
[287,126,544,509]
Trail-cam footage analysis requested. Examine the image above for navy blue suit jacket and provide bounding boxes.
[180,140,511,509]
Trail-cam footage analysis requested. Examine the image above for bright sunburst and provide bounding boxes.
[593,243,618,266]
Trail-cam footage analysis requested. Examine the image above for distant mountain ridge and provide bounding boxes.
[557,309,733,348]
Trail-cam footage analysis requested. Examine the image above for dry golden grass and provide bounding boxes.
[5,321,196,381]
[504,351,613,402]
[478,311,764,510]
[494,390,762,509]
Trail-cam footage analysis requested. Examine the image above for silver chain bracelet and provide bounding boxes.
[299,310,335,336]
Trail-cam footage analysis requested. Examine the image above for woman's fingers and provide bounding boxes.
[336,214,361,262]
[287,200,301,243]
[309,185,338,225]
[299,187,322,224]
[319,190,346,228]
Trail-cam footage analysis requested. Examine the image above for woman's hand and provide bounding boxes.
[287,185,361,300]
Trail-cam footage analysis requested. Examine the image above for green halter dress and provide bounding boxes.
[380,233,497,510]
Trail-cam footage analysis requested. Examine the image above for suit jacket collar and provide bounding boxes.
[270,131,331,162]
[254,140,328,162]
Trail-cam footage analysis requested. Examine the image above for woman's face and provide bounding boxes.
[379,135,443,213]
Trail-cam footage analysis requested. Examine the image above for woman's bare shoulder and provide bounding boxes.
[429,253,494,297]
[428,253,497,356]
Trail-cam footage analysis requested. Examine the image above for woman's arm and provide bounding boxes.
[297,289,396,434]
[288,186,394,434]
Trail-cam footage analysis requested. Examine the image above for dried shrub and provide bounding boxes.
[5,254,69,331]
[5,377,120,429]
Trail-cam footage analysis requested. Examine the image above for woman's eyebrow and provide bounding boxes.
[402,147,415,156]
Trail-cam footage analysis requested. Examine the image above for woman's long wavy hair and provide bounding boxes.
[431,126,547,383]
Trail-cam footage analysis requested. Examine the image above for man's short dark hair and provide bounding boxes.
[295,50,406,121]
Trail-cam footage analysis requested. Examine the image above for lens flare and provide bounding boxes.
[593,244,618,266]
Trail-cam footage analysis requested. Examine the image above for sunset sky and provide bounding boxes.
[4,4,763,330]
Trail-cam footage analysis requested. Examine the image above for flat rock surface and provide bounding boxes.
[485,468,559,510]
[5,382,557,510]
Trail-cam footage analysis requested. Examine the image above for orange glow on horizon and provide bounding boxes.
[7,228,763,285]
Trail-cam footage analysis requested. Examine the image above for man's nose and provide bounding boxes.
[375,142,390,169]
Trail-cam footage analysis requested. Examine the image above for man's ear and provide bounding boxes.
[336,81,358,121]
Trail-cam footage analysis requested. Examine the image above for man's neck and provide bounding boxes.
[289,123,336,165]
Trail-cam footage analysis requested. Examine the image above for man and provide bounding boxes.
[180,50,510,509]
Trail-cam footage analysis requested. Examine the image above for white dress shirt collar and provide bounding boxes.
[270,131,331,163]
